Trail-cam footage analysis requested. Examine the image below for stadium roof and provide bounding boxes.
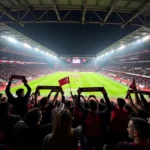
[0,23,57,56]
[96,26,150,56]
[0,0,150,27]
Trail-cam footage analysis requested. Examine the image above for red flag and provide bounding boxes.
[129,78,136,90]
[58,77,70,86]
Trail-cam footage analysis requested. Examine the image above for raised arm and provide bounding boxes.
[23,78,31,99]
[52,90,59,106]
[47,90,53,100]
[139,92,149,110]
[134,89,143,110]
[134,89,142,105]
[61,90,65,104]
[101,88,111,114]
[76,89,85,113]
[5,78,14,102]
[127,91,139,115]
[33,86,40,106]
[70,91,74,100]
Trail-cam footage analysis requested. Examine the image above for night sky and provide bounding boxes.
[9,23,138,55]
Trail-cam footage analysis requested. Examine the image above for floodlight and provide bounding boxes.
[135,36,139,39]
[7,37,17,43]
[111,50,114,53]
[118,45,125,50]
[23,43,31,48]
[35,48,39,51]
[137,39,141,43]
[142,35,150,41]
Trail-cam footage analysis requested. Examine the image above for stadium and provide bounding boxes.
[0,0,150,150]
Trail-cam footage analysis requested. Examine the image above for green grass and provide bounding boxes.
[1,72,128,98]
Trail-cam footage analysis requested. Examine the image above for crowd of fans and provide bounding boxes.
[104,63,150,76]
[0,50,44,62]
[109,50,150,62]
[100,70,150,88]
[0,76,150,150]
[0,64,53,81]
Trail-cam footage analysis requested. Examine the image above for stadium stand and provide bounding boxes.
[0,64,53,82]
[0,0,150,150]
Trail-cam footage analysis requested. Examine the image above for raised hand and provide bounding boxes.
[22,78,28,84]
[77,89,81,95]
[101,87,107,94]
[9,76,13,82]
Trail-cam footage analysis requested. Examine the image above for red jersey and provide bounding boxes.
[85,112,101,137]
[111,106,129,133]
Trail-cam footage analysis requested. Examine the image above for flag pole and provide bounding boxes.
[69,83,72,93]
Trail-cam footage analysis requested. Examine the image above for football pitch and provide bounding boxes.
[2,72,128,98]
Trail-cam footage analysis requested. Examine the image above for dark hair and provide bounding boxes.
[0,102,9,117]
[66,101,71,108]
[16,88,24,96]
[100,99,104,103]
[89,99,97,111]
[131,117,150,139]
[125,104,133,114]
[117,98,125,108]
[98,103,105,111]
[39,97,48,107]
[24,108,41,127]
[52,109,73,138]
[84,102,89,109]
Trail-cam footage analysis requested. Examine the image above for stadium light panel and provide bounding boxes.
[118,45,125,50]
[111,50,114,53]
[135,36,139,39]
[142,35,150,41]
[23,43,31,48]
[7,37,17,43]
[137,39,141,43]
[35,48,39,51]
